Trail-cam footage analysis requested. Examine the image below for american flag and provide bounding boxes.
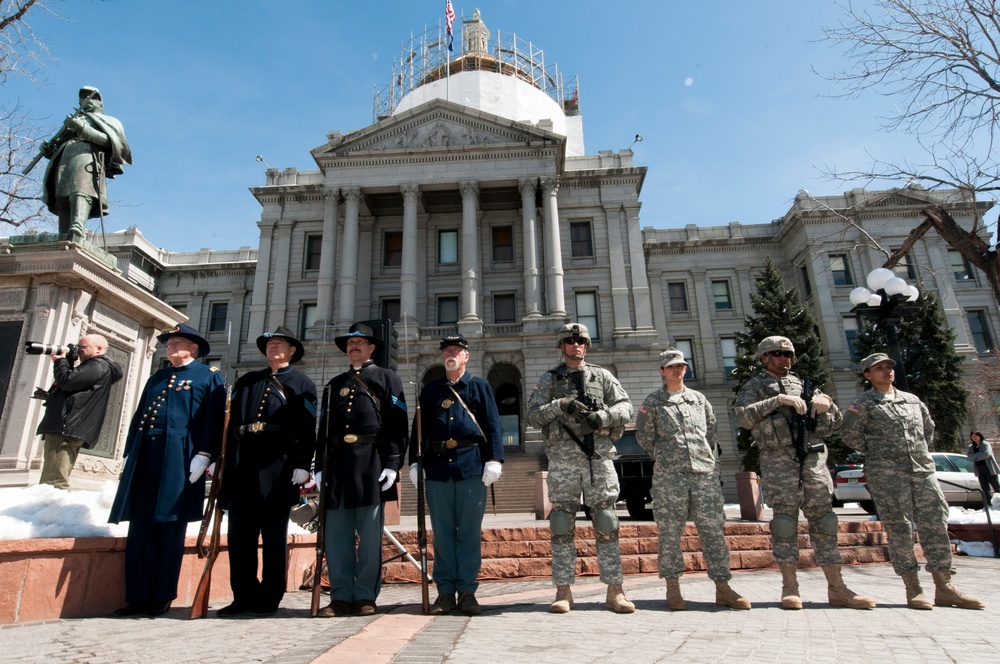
[445,0,456,51]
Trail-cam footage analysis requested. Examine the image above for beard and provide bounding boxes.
[444,357,461,372]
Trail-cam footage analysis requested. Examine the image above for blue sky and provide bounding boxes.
[6,0,949,252]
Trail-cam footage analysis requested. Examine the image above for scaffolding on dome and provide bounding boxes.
[372,23,580,122]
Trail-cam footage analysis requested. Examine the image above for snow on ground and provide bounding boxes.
[0,483,312,540]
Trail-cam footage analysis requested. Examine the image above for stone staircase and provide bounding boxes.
[397,453,545,516]
[381,519,904,583]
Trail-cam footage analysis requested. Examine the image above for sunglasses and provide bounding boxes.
[563,337,587,345]
[768,351,794,359]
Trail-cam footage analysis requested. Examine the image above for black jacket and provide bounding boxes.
[37,355,124,448]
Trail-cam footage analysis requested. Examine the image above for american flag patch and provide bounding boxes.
[847,403,862,414]
[638,405,648,414]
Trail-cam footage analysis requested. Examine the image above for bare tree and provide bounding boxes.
[820,1,1000,306]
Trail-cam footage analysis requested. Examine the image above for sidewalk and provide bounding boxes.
[2,555,997,663]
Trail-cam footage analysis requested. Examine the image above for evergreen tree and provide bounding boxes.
[732,258,848,471]
[851,290,968,452]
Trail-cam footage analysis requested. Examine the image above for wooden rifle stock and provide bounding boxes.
[189,388,232,619]
[415,404,430,614]
[311,385,332,617]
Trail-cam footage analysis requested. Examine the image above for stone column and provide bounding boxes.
[316,188,340,326]
[540,177,566,316]
[519,178,542,317]
[400,184,421,331]
[459,180,480,322]
[336,187,362,327]
[268,223,292,331]
[623,205,654,330]
[606,205,632,333]
[247,222,274,341]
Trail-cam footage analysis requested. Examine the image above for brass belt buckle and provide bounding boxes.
[248,422,265,433]
[445,438,458,449]
[343,434,359,443]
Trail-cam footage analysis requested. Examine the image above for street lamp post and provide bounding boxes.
[848,267,922,391]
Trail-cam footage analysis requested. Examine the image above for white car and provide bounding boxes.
[833,452,984,514]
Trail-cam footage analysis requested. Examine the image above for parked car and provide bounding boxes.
[829,464,861,507]
[833,452,984,514]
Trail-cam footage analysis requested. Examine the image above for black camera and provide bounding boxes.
[25,341,78,360]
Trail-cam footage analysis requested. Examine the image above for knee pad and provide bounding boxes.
[770,514,798,543]
[549,508,575,537]
[592,509,619,535]
[819,510,839,537]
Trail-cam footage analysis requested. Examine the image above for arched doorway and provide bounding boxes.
[487,363,522,451]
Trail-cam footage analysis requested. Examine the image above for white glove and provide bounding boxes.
[482,460,502,487]
[378,468,397,491]
[778,394,808,415]
[206,462,216,479]
[189,454,211,483]
[810,393,832,417]
[409,462,420,488]
[291,468,310,485]
[313,471,322,488]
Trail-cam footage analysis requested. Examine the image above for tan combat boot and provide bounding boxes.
[901,571,932,610]
[932,570,985,609]
[605,583,635,614]
[822,564,876,609]
[778,563,802,610]
[665,578,686,611]
[549,585,573,613]
[715,580,751,610]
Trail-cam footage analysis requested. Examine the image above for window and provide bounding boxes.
[711,280,732,310]
[673,339,696,379]
[892,251,917,279]
[570,222,593,257]
[208,302,228,333]
[438,230,458,264]
[800,266,811,298]
[721,338,737,378]
[492,226,514,262]
[384,232,403,267]
[950,250,973,281]
[494,294,516,324]
[382,299,400,324]
[305,234,322,270]
[300,303,317,338]
[830,255,853,286]
[967,310,994,353]
[667,282,688,312]
[438,297,459,325]
[844,317,859,360]
[575,292,599,339]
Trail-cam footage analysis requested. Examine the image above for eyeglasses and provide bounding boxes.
[768,351,794,359]
[563,337,587,346]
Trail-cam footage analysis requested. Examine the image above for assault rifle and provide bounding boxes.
[789,376,825,487]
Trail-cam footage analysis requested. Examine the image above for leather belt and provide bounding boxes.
[340,434,377,444]
[237,422,288,436]
[430,438,480,454]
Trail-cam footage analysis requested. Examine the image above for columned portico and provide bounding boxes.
[316,188,340,326]
[336,187,362,328]
[540,177,565,316]
[519,178,542,318]
[400,184,421,332]
[459,180,480,323]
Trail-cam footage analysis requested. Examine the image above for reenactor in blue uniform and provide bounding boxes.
[408,334,504,616]
[217,327,317,617]
[109,324,226,617]
[316,323,408,617]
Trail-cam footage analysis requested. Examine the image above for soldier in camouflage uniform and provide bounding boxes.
[733,336,874,610]
[842,353,983,611]
[636,349,750,611]
[527,323,635,614]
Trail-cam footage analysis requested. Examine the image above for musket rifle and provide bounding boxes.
[404,315,430,614]
[310,384,332,617]
[22,107,83,176]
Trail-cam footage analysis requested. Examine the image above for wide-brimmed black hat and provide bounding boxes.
[257,326,305,364]
[335,323,383,353]
[157,323,210,357]
[439,334,469,350]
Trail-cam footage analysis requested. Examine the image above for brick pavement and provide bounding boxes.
[2,555,997,663]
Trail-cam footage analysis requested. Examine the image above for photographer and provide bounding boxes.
[36,334,123,489]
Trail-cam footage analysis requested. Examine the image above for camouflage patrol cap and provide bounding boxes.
[660,349,687,367]
[556,323,591,348]
[860,352,896,372]
[755,336,795,359]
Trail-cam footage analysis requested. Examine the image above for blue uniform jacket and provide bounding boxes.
[221,366,317,510]
[109,361,226,524]
[318,361,408,508]
[410,372,504,481]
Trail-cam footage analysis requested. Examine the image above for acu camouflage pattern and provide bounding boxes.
[842,388,953,575]
[733,370,844,566]
[527,362,634,585]
[636,386,732,581]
